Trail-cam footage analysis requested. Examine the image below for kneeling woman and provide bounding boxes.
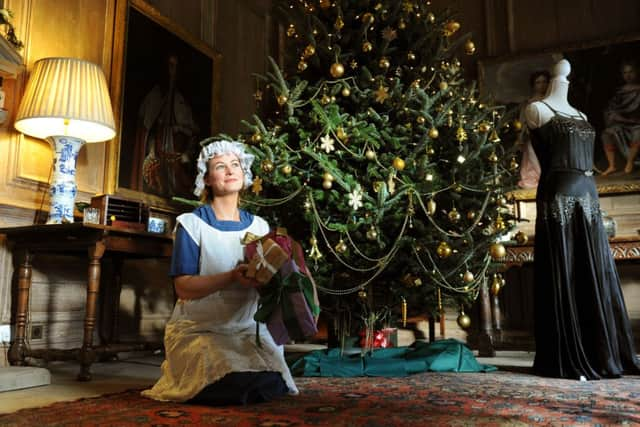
[142,140,298,405]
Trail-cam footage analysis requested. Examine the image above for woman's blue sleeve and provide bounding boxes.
[170,224,200,276]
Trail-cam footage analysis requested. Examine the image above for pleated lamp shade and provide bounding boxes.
[14,57,116,143]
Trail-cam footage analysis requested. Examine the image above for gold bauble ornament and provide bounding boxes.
[509,157,519,171]
[439,81,448,91]
[495,215,506,231]
[416,116,426,124]
[489,242,506,259]
[427,199,436,215]
[358,289,367,299]
[444,21,461,36]
[320,94,331,105]
[362,12,375,24]
[286,25,296,37]
[366,226,378,241]
[335,239,348,254]
[457,310,471,329]
[392,157,405,171]
[304,44,316,57]
[341,87,351,97]
[362,41,373,52]
[490,274,502,296]
[477,122,491,133]
[437,241,452,258]
[322,179,333,190]
[448,208,461,223]
[297,60,308,72]
[488,152,499,163]
[464,39,476,55]
[467,210,477,221]
[277,94,288,106]
[407,51,416,61]
[463,270,474,283]
[250,132,262,143]
[281,164,292,175]
[426,147,435,156]
[330,62,345,78]
[428,128,439,139]
[398,18,406,29]
[426,12,435,23]
[261,160,274,173]
[322,172,334,182]
[336,127,348,141]
[379,57,390,69]
[365,149,376,160]
[513,119,523,131]
[514,231,529,245]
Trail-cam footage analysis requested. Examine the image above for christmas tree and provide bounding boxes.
[241,0,520,343]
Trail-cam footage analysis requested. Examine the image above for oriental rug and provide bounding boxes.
[1,370,639,426]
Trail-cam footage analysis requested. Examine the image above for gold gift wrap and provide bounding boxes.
[246,238,289,284]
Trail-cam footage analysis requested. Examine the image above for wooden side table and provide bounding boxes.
[475,235,640,356]
[0,223,173,381]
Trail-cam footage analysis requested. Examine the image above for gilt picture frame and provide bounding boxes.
[479,35,640,200]
[107,0,221,209]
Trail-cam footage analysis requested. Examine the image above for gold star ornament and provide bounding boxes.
[374,85,389,103]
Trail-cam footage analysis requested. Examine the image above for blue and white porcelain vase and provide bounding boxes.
[47,136,85,224]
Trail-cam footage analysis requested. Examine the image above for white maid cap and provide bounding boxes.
[193,139,255,197]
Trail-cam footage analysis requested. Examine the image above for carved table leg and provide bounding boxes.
[78,241,106,381]
[477,277,496,357]
[8,250,32,365]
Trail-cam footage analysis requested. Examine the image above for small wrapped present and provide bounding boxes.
[245,238,289,284]
[244,230,320,345]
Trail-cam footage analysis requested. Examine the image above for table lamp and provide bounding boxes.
[14,57,116,224]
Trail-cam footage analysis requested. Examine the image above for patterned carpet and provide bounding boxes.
[1,371,639,426]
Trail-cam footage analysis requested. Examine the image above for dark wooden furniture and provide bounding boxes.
[475,235,640,356]
[0,223,173,381]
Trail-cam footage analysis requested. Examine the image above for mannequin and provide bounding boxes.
[524,59,585,130]
[525,58,640,380]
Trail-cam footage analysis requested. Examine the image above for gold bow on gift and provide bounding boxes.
[241,228,289,245]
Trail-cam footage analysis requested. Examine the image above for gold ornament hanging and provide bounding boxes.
[439,81,448,91]
[365,149,376,160]
[277,94,288,106]
[251,176,263,195]
[286,25,296,37]
[309,236,323,261]
[416,116,426,124]
[466,210,477,221]
[407,51,415,61]
[489,129,501,143]
[509,157,519,171]
[250,132,262,143]
[477,122,491,133]
[261,159,274,173]
[464,39,476,55]
[341,87,351,97]
[330,62,345,78]
[494,214,506,232]
[457,309,471,329]
[297,60,308,72]
[426,146,435,156]
[362,41,373,52]
[304,44,316,57]
[426,12,435,23]
[358,289,367,299]
[335,239,348,254]
[513,119,523,131]
[489,242,506,260]
[490,274,503,296]
[366,226,378,241]
[448,208,461,223]
[392,157,405,171]
[443,21,460,36]
[281,164,292,175]
[428,128,439,139]
[320,94,331,105]
[456,126,468,143]
[463,270,474,283]
[437,241,452,258]
[514,231,529,245]
[488,152,499,163]
[401,297,407,327]
[362,12,375,24]
[379,57,390,69]
[426,199,436,215]
[336,127,348,141]
[322,180,333,189]
[335,16,344,30]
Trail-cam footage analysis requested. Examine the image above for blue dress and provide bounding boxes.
[142,205,297,404]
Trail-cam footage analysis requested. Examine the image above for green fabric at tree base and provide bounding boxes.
[291,339,497,377]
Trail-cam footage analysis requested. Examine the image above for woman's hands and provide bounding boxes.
[231,263,262,288]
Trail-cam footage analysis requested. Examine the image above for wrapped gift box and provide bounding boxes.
[245,238,289,284]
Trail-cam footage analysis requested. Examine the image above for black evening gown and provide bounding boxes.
[530,102,640,380]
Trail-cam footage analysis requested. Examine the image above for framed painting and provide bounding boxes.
[108,0,221,209]
[479,35,640,200]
